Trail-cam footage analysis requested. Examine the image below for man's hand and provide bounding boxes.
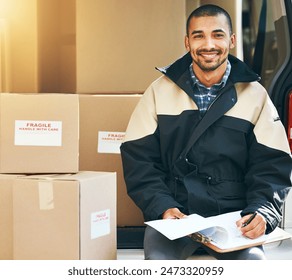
[236,213,266,239]
[162,208,187,219]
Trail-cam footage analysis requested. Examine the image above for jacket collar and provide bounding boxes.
[156,52,260,86]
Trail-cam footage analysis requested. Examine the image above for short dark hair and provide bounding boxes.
[186,4,233,35]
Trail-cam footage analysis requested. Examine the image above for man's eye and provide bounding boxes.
[214,33,224,38]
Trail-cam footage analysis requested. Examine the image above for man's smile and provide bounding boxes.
[197,49,222,59]
[200,53,218,60]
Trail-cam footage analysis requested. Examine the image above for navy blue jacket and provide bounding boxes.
[120,53,292,233]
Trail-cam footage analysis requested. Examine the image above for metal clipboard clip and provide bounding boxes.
[190,232,213,243]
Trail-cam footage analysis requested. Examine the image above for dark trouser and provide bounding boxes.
[144,226,267,260]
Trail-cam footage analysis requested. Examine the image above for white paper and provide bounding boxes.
[14,120,62,146]
[91,209,110,239]
[145,213,207,240]
[97,131,125,154]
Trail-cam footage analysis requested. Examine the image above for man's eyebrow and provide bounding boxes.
[190,30,203,35]
[213,29,226,33]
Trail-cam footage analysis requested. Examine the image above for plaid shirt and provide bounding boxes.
[189,60,231,115]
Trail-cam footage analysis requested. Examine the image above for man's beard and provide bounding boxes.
[194,48,227,72]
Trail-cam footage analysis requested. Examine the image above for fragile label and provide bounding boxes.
[14,120,62,146]
[97,131,125,154]
[91,209,110,239]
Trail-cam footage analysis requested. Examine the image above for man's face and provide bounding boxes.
[185,14,235,72]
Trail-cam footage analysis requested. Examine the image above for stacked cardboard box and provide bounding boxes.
[78,94,144,227]
[0,93,79,173]
[0,174,23,260]
[0,93,117,260]
[13,172,116,260]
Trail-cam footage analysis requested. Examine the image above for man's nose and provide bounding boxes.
[202,36,216,49]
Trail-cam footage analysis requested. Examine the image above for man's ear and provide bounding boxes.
[185,35,190,51]
[230,33,236,49]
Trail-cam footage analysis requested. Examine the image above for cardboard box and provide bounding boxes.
[0,93,79,173]
[0,174,24,260]
[13,171,116,260]
[79,94,144,226]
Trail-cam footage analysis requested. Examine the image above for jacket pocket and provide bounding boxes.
[209,180,246,199]
[210,181,247,213]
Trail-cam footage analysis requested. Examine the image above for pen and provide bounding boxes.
[241,212,257,227]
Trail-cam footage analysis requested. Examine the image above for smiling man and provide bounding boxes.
[120,5,292,260]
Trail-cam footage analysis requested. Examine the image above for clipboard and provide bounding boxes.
[145,211,292,253]
[191,226,291,253]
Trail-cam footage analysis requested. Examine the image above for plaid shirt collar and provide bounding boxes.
[189,60,231,115]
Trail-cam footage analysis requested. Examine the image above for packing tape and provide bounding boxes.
[38,181,54,210]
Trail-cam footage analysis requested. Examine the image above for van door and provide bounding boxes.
[242,0,292,231]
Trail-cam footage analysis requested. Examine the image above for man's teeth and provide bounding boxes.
[201,53,217,58]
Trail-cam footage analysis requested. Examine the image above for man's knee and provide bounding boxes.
[223,246,266,260]
[243,246,266,260]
